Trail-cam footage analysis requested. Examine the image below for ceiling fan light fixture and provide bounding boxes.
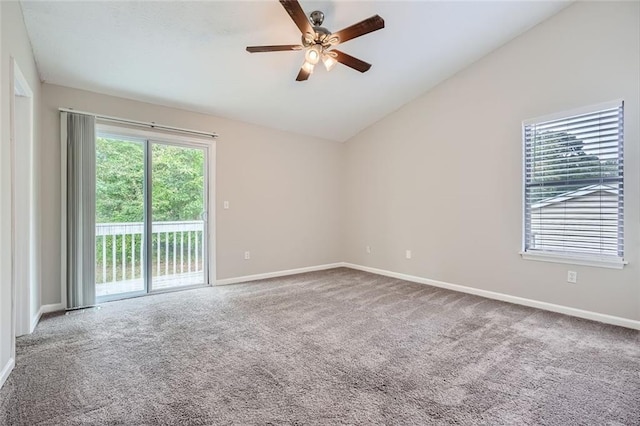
[302,61,315,74]
[322,53,338,71]
[325,35,340,47]
[305,44,322,65]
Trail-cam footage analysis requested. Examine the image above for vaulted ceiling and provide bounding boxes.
[21,1,569,141]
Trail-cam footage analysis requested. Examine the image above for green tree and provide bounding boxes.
[96,138,144,223]
[152,144,204,221]
[95,138,205,223]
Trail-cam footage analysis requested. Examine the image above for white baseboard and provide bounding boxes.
[30,310,41,334]
[40,303,64,315]
[0,358,15,390]
[30,303,65,333]
[343,263,640,331]
[216,263,345,286]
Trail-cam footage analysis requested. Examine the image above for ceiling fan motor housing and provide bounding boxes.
[310,10,324,26]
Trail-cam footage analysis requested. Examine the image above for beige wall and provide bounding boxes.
[1,1,42,378]
[344,1,640,321]
[40,84,345,305]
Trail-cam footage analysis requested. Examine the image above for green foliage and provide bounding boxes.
[152,144,204,221]
[96,138,205,223]
[96,138,144,223]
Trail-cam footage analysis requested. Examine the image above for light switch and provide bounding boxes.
[223,201,229,209]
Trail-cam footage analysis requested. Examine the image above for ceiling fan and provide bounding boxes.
[246,0,385,81]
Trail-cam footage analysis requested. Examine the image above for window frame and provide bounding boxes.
[520,100,627,270]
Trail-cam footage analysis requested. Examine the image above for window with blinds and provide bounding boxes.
[523,101,624,262]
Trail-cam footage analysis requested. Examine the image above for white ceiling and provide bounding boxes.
[21,1,569,141]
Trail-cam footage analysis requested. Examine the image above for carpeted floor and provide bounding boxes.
[0,267,639,425]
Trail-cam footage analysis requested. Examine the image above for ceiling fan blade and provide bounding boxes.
[331,15,385,45]
[296,65,311,81]
[246,45,303,53]
[279,0,314,35]
[332,50,371,73]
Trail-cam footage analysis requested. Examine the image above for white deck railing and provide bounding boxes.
[95,221,205,284]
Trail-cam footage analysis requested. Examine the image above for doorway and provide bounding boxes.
[95,127,210,302]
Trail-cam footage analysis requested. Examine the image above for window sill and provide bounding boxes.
[519,251,627,269]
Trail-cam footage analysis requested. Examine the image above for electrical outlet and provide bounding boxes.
[244,251,250,260]
[567,271,577,283]
[366,245,371,254]
[405,250,412,259]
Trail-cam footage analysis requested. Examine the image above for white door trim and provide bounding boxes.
[10,57,37,339]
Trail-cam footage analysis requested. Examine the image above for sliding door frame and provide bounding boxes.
[95,123,215,302]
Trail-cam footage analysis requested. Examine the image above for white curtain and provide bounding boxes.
[63,112,96,309]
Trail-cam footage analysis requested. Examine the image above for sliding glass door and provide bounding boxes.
[95,132,209,301]
[95,136,146,299]
[150,142,207,291]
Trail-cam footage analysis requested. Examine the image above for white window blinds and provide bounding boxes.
[523,101,624,260]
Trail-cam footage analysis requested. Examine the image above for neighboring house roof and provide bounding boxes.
[531,184,619,209]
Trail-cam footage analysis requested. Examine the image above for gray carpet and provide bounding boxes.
[0,267,639,425]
